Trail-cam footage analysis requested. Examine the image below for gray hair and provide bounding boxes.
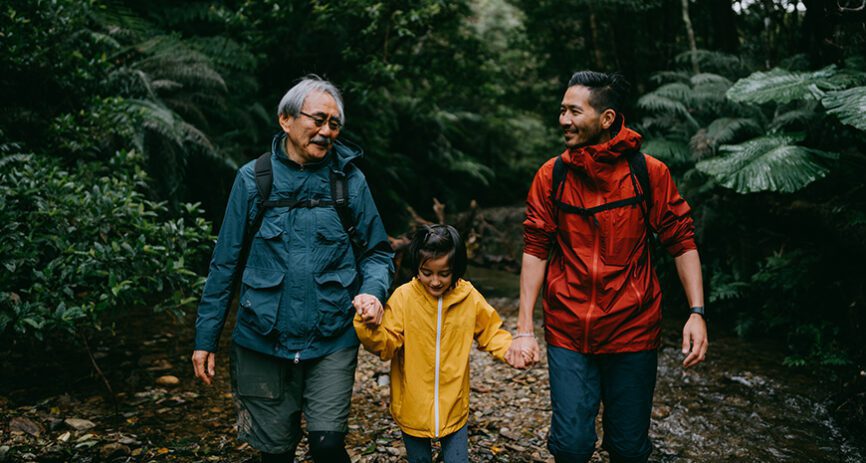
[277,75,345,125]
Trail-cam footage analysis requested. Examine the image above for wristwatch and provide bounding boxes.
[690,306,705,319]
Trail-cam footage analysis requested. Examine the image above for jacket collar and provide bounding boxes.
[410,277,473,307]
[271,133,363,171]
[562,116,643,167]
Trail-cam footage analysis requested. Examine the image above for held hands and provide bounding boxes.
[191,350,216,385]
[682,313,708,368]
[353,293,383,326]
[505,335,540,369]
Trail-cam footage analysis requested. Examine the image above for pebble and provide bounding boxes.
[156,375,180,386]
[9,417,43,437]
[99,443,131,459]
[64,418,95,431]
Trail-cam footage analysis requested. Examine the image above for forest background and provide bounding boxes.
[1,0,866,458]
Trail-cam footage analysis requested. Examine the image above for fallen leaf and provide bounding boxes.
[64,418,96,431]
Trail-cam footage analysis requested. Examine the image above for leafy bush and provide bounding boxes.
[0,151,212,342]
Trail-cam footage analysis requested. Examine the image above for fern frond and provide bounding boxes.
[690,73,733,87]
[636,94,699,128]
[769,106,819,131]
[696,134,839,193]
[652,83,694,103]
[643,138,691,164]
[822,86,866,131]
[705,117,761,146]
[726,66,840,104]
[187,37,258,72]
[650,71,690,85]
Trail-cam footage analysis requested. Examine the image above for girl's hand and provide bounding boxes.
[506,336,540,369]
[353,293,383,326]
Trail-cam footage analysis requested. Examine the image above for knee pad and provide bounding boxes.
[308,431,349,463]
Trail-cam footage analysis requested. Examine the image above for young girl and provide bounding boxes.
[353,224,514,463]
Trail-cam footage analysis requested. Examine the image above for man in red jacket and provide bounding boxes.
[505,71,707,463]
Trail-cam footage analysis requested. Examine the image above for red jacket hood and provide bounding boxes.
[563,118,643,168]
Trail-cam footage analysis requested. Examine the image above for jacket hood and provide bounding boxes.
[563,117,643,167]
[271,133,363,170]
[409,277,474,308]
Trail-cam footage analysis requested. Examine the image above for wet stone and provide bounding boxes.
[9,417,44,437]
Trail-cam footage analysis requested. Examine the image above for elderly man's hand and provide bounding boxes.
[353,293,383,326]
[191,350,216,385]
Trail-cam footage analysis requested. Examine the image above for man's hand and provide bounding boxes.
[353,293,383,326]
[506,336,540,369]
[192,350,216,385]
[682,314,708,368]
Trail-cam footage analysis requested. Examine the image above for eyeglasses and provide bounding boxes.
[299,111,343,131]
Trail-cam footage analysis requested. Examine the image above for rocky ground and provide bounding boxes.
[2,290,864,462]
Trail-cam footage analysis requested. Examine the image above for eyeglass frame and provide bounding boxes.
[298,111,343,131]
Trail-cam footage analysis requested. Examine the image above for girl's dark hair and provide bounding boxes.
[405,224,467,287]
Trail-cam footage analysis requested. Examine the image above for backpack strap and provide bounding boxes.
[330,162,367,253]
[625,150,654,234]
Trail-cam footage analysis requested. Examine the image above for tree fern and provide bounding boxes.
[704,117,761,147]
[696,134,838,193]
[643,138,691,164]
[768,105,818,131]
[822,86,866,131]
[726,66,843,104]
[636,94,699,128]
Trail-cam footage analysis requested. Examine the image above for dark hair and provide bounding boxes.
[405,224,467,287]
[567,70,630,118]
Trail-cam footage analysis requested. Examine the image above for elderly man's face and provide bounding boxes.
[279,91,341,164]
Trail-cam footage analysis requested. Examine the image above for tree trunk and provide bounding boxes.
[681,0,700,74]
[588,4,605,70]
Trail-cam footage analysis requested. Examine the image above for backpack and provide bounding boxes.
[549,149,653,232]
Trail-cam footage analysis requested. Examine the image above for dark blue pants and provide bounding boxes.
[547,346,657,463]
[402,424,468,463]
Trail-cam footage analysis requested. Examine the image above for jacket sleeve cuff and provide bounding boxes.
[666,238,697,257]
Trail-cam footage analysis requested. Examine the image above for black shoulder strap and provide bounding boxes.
[227,152,273,313]
[550,155,567,206]
[626,150,651,209]
[330,162,367,253]
[625,150,654,234]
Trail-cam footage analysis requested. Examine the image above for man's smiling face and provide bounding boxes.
[279,91,341,164]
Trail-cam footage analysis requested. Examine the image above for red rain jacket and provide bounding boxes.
[523,123,696,354]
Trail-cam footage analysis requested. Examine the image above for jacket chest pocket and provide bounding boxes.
[239,268,285,336]
[599,205,644,267]
[313,207,352,272]
[313,267,358,337]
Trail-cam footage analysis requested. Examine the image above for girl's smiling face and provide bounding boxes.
[418,254,453,298]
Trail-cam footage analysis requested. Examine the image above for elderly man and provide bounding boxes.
[192,76,394,463]
[506,71,708,463]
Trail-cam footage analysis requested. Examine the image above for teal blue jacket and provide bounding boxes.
[194,134,394,361]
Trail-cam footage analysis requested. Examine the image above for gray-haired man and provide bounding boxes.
[192,76,394,463]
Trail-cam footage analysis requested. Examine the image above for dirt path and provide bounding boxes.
[1,295,862,462]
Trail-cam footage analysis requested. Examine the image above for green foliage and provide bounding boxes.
[696,135,838,193]
[822,86,866,131]
[0,152,211,341]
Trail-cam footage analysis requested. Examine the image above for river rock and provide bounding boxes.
[155,375,180,387]
[64,418,96,431]
[99,443,131,459]
[9,416,44,437]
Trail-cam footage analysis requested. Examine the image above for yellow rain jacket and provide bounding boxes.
[354,278,512,438]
